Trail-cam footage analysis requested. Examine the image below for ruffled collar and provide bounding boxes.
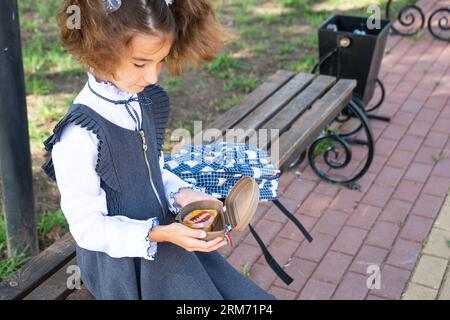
[87,72,137,101]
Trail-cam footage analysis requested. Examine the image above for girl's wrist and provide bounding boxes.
[147,225,166,243]
[174,187,198,208]
[175,188,216,208]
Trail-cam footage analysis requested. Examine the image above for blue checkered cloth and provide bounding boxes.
[164,143,280,201]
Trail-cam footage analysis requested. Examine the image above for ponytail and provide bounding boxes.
[167,0,232,75]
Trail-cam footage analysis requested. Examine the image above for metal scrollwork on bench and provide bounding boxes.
[386,0,450,42]
[307,99,375,190]
[386,0,425,36]
[428,8,450,42]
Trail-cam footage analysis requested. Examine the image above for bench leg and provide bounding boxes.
[386,0,425,37]
[362,79,390,123]
[307,99,375,190]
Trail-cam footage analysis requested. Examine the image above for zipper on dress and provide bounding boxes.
[139,130,165,213]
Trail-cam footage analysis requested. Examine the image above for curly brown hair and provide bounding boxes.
[57,0,231,79]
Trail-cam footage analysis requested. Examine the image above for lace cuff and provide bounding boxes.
[145,217,160,261]
[168,185,206,215]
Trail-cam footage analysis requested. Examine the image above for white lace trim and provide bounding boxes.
[87,72,137,100]
[145,217,160,260]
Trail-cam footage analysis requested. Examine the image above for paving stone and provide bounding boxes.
[438,271,450,300]
[349,245,389,275]
[298,279,336,300]
[411,254,448,289]
[331,226,368,256]
[402,283,438,300]
[435,196,450,231]
[369,265,410,299]
[366,221,400,249]
[268,286,298,300]
[399,215,434,243]
[312,251,353,284]
[386,239,422,270]
[332,272,369,300]
[422,228,450,260]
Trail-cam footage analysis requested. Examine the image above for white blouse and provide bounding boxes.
[51,73,201,261]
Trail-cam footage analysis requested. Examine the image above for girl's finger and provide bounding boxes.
[193,238,226,252]
[182,238,207,249]
[181,236,226,252]
[197,239,228,252]
[204,237,225,248]
[208,239,228,252]
[177,223,207,239]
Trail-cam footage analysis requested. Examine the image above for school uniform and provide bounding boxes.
[42,73,276,300]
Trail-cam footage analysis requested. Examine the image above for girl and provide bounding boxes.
[42,0,275,300]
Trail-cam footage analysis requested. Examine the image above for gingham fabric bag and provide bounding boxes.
[163,143,280,201]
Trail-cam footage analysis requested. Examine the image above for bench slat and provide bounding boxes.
[243,75,336,145]
[232,73,314,135]
[23,257,77,300]
[65,285,95,300]
[274,79,357,169]
[193,70,295,144]
[0,233,76,300]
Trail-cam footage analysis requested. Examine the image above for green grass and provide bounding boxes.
[0,252,31,282]
[164,78,182,95]
[411,30,423,44]
[224,76,259,92]
[20,24,81,95]
[241,263,253,277]
[280,43,295,54]
[37,209,69,246]
[0,211,33,282]
[433,153,445,162]
[25,76,52,95]
[312,138,338,157]
[204,53,240,80]
[423,68,432,75]
[240,27,264,40]
[308,15,327,27]
[280,0,310,7]
[0,213,6,249]
[286,54,317,73]
[252,43,268,54]
[235,13,252,25]
[0,208,69,282]
[257,14,278,25]
[27,94,75,149]
[219,95,243,113]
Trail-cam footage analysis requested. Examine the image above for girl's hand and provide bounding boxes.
[149,223,227,252]
[174,188,218,209]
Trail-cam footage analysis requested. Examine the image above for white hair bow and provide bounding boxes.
[103,0,174,14]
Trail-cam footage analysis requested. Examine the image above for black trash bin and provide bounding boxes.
[318,14,392,105]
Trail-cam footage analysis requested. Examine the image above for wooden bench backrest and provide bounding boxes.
[193,70,356,169]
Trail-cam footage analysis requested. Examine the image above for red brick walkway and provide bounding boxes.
[221,0,450,300]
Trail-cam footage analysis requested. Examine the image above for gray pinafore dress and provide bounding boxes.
[42,84,275,300]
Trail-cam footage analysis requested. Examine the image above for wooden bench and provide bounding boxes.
[0,70,374,299]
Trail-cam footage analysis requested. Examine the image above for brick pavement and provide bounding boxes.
[221,0,450,300]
